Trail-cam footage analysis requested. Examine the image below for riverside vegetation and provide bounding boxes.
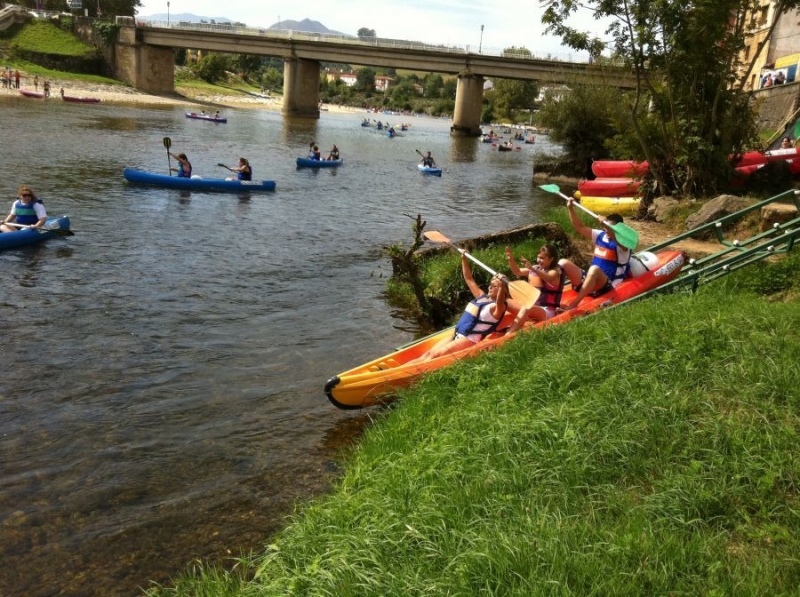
[144,247,800,595]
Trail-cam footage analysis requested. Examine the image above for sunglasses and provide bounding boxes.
[21,193,32,197]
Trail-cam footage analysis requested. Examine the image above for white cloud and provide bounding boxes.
[136,0,609,60]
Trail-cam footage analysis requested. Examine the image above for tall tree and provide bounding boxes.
[540,0,798,197]
[357,27,376,39]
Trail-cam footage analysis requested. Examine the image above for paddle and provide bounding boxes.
[217,163,234,171]
[423,230,540,308]
[163,137,172,176]
[538,183,639,250]
[4,222,74,236]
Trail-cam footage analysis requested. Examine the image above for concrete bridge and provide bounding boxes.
[115,16,635,136]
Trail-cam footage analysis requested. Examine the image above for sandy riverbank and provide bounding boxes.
[0,73,362,114]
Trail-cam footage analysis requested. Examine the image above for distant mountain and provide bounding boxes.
[138,13,233,24]
[267,18,346,36]
[136,14,346,35]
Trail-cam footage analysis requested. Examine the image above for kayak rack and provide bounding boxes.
[619,189,800,303]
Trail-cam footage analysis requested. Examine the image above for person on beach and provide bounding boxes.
[225,157,252,181]
[169,152,192,178]
[559,199,631,310]
[505,243,566,332]
[409,254,509,363]
[420,151,436,167]
[43,80,50,97]
[33,74,39,91]
[1,185,47,233]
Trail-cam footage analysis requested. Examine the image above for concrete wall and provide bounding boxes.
[114,21,175,94]
[752,81,800,133]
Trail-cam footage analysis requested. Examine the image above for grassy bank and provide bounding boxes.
[146,253,800,596]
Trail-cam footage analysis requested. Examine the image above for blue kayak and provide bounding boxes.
[0,216,71,251]
[123,168,276,192]
[418,164,442,177]
[296,157,343,168]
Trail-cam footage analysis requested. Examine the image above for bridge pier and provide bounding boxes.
[283,58,321,119]
[450,73,485,137]
[114,20,175,94]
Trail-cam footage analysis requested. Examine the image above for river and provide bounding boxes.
[0,96,563,596]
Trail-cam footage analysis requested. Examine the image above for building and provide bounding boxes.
[739,1,800,90]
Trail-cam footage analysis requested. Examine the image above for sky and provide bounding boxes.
[135,0,609,61]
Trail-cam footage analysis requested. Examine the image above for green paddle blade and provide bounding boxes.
[539,183,561,195]
[610,222,638,250]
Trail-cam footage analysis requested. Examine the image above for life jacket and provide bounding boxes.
[238,167,252,181]
[422,157,434,167]
[177,162,191,178]
[455,295,505,338]
[533,267,566,308]
[591,231,629,284]
[14,198,44,225]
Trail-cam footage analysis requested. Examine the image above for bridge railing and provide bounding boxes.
[134,19,590,64]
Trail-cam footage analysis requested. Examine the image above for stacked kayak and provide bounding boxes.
[0,216,71,251]
[574,192,641,216]
[325,250,686,409]
[123,168,276,192]
[418,164,442,176]
[185,112,227,123]
[62,94,101,103]
[296,157,343,168]
[578,177,642,197]
[592,160,649,178]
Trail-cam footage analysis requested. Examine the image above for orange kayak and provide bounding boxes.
[325,250,686,409]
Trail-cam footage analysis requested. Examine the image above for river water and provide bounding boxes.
[0,96,563,596]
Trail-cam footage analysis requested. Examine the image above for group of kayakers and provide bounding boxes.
[412,199,631,362]
[167,151,252,181]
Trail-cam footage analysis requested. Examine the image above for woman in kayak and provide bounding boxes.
[0,185,47,233]
[504,243,566,332]
[409,254,509,363]
[225,157,252,181]
[326,145,340,160]
[169,152,192,178]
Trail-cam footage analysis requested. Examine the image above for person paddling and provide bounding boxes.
[1,185,47,233]
[169,152,192,178]
[224,157,252,181]
[420,151,436,167]
[408,254,509,363]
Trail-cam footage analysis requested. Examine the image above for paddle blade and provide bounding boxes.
[611,222,639,250]
[538,184,564,197]
[509,281,540,309]
[163,137,171,149]
[423,230,451,244]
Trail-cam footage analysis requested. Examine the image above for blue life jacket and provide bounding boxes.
[238,167,252,181]
[591,231,628,283]
[14,198,44,225]
[177,162,191,178]
[455,295,504,338]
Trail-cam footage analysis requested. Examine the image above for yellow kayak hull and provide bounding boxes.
[575,194,641,215]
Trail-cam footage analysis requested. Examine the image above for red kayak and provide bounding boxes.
[578,177,642,197]
[61,95,101,103]
[19,89,45,99]
[592,160,649,178]
[734,147,800,167]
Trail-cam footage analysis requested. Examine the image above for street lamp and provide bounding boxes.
[479,25,484,54]
[167,1,170,26]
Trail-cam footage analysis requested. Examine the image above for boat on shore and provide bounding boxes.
[185,112,227,123]
[61,94,101,103]
[325,250,686,408]
[591,160,649,178]
[578,177,642,197]
[296,157,343,168]
[18,88,45,99]
[0,216,71,251]
[123,168,276,191]
[574,192,641,215]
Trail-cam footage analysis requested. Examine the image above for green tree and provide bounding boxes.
[231,54,262,81]
[355,66,376,91]
[423,74,444,98]
[192,52,229,83]
[441,78,457,100]
[357,27,376,39]
[490,77,538,119]
[540,0,798,197]
[261,66,282,91]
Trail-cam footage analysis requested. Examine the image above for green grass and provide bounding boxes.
[5,20,93,56]
[145,254,800,596]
